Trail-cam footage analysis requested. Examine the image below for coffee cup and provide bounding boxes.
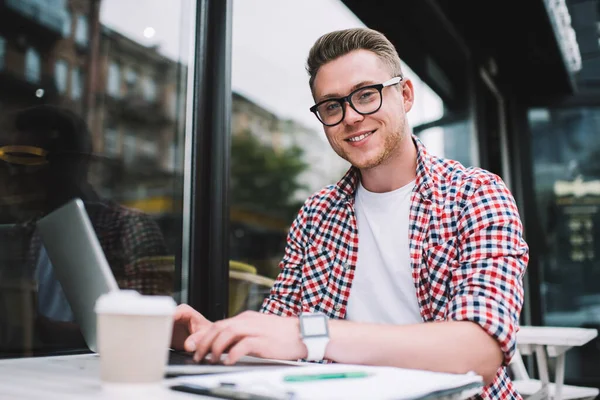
[94,290,176,385]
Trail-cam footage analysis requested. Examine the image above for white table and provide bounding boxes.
[517,326,598,400]
[0,354,480,399]
[0,354,202,399]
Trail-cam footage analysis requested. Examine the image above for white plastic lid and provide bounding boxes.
[94,290,177,316]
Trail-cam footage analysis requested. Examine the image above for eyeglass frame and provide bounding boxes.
[309,75,403,127]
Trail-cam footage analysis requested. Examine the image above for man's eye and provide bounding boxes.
[326,102,340,111]
[360,92,375,100]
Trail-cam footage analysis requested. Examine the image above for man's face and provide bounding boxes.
[312,49,414,170]
[0,130,52,222]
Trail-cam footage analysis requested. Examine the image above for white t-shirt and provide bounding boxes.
[345,180,423,325]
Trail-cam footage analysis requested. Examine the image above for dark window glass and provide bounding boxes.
[0,0,196,358]
[529,106,600,381]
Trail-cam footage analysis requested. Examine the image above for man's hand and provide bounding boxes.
[171,304,213,352]
[188,311,307,364]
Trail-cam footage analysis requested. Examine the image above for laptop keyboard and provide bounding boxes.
[168,350,204,365]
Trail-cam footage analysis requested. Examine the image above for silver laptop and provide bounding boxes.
[37,198,119,353]
[37,198,302,375]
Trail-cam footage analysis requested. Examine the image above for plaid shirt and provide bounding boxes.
[261,136,528,399]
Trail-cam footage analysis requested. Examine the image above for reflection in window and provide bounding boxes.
[107,62,121,97]
[139,138,158,158]
[63,10,72,38]
[104,127,119,156]
[123,134,136,165]
[167,143,177,171]
[404,63,444,128]
[528,107,600,380]
[0,0,194,358]
[54,60,69,94]
[417,120,474,167]
[142,76,156,101]
[25,48,41,83]
[168,90,177,118]
[75,14,88,46]
[72,67,83,100]
[529,106,600,382]
[530,106,600,318]
[0,36,5,71]
[125,67,137,89]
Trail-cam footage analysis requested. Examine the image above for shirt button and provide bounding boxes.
[334,304,342,311]
[343,262,350,270]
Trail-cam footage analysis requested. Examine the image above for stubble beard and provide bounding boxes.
[338,126,405,170]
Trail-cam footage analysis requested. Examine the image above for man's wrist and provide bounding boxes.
[294,317,309,359]
[298,312,330,361]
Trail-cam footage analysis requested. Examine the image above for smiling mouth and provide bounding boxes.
[346,130,375,143]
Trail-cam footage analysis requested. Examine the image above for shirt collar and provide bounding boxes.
[335,134,434,200]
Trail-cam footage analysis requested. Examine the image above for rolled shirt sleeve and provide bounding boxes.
[447,177,528,364]
[260,198,313,317]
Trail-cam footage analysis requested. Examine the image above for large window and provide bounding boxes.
[142,76,157,101]
[54,59,69,94]
[74,14,88,46]
[107,62,121,98]
[0,0,196,358]
[62,10,72,38]
[70,66,82,100]
[227,0,448,317]
[24,47,41,83]
[529,106,600,382]
[104,127,120,157]
[0,36,5,71]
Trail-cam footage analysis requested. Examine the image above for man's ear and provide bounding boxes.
[402,79,415,113]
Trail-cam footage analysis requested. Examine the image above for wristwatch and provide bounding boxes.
[299,312,330,361]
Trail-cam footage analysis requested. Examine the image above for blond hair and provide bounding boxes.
[306,28,402,91]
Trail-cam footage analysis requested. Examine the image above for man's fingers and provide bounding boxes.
[193,321,229,362]
[184,324,212,353]
[225,337,270,365]
[173,304,195,322]
[183,335,198,352]
[209,326,243,363]
[171,324,190,350]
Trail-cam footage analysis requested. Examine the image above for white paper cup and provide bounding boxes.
[94,290,176,384]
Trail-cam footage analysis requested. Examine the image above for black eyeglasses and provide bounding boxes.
[310,76,403,127]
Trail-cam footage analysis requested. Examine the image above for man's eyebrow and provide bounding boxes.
[318,80,378,102]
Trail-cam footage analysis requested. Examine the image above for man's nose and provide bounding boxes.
[342,102,364,125]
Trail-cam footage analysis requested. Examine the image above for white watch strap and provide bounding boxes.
[304,337,330,361]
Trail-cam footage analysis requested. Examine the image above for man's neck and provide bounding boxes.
[359,136,417,193]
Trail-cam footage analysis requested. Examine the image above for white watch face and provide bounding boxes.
[301,314,328,337]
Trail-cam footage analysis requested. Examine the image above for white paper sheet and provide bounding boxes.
[175,363,483,400]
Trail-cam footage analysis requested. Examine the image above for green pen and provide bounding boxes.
[283,371,370,382]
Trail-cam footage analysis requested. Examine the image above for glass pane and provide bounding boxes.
[24,48,41,84]
[74,14,88,46]
[54,60,69,94]
[0,0,195,358]
[529,106,600,380]
[417,120,475,167]
[404,63,444,128]
[0,36,5,71]
[229,0,447,317]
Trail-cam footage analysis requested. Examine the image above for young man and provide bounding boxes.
[172,28,528,399]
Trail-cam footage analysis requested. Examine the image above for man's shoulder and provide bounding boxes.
[429,155,504,192]
[303,183,345,212]
[86,199,161,234]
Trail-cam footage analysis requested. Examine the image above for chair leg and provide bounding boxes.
[526,386,549,400]
[554,353,566,400]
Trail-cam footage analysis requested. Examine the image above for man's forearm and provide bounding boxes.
[325,320,503,385]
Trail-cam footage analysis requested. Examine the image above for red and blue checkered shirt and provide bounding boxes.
[261,135,528,399]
